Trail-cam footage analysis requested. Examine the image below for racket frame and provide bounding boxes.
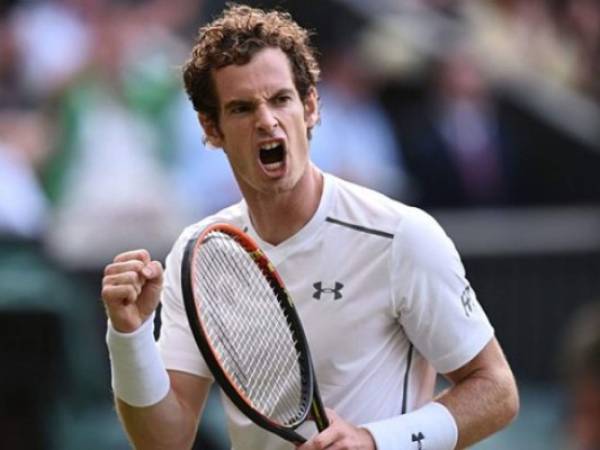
[181,223,326,443]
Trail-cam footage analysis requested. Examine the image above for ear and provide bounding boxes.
[303,87,319,129]
[198,113,224,148]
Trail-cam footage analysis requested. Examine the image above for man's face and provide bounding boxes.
[201,47,318,197]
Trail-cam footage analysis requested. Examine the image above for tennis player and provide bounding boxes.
[101,4,519,449]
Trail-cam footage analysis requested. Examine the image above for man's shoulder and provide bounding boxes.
[326,173,422,236]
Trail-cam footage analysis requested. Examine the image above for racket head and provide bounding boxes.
[181,223,316,442]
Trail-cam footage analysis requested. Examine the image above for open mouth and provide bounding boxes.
[259,142,285,166]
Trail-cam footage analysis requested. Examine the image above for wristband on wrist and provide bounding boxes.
[106,314,170,407]
[361,401,458,450]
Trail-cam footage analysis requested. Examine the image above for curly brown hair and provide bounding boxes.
[182,4,320,129]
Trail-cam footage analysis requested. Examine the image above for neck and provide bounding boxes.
[245,165,323,245]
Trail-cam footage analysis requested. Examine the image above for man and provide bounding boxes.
[101,5,519,450]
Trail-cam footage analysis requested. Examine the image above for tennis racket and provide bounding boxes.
[181,222,329,443]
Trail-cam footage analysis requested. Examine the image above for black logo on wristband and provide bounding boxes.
[412,432,425,449]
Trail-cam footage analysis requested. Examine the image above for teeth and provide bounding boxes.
[260,142,280,151]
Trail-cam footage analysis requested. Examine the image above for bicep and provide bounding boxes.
[437,338,519,447]
[442,337,511,384]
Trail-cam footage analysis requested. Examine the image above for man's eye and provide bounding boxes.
[231,105,250,114]
[275,95,291,104]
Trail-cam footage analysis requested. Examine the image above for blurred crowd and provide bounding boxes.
[1,0,227,268]
[1,0,599,260]
[1,1,599,449]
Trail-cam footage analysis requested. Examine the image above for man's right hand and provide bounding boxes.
[101,249,164,333]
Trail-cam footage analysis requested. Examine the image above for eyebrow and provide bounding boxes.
[223,88,297,113]
[271,88,296,98]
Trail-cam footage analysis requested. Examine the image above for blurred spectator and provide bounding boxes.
[9,0,93,99]
[402,44,519,207]
[42,2,188,269]
[462,0,576,87]
[555,0,600,101]
[558,301,600,450]
[0,110,51,238]
[460,0,600,152]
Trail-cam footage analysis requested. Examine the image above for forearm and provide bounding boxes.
[117,385,201,450]
[106,315,209,449]
[436,344,519,449]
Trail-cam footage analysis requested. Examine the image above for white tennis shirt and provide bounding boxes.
[158,172,494,450]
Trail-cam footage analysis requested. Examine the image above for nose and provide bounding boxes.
[255,104,278,133]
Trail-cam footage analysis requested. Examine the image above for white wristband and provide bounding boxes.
[362,402,458,450]
[106,314,170,407]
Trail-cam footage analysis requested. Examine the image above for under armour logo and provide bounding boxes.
[461,285,474,317]
[312,282,344,300]
[411,432,425,450]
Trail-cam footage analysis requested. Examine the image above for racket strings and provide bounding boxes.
[193,232,306,425]
[199,245,303,422]
[210,247,304,422]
